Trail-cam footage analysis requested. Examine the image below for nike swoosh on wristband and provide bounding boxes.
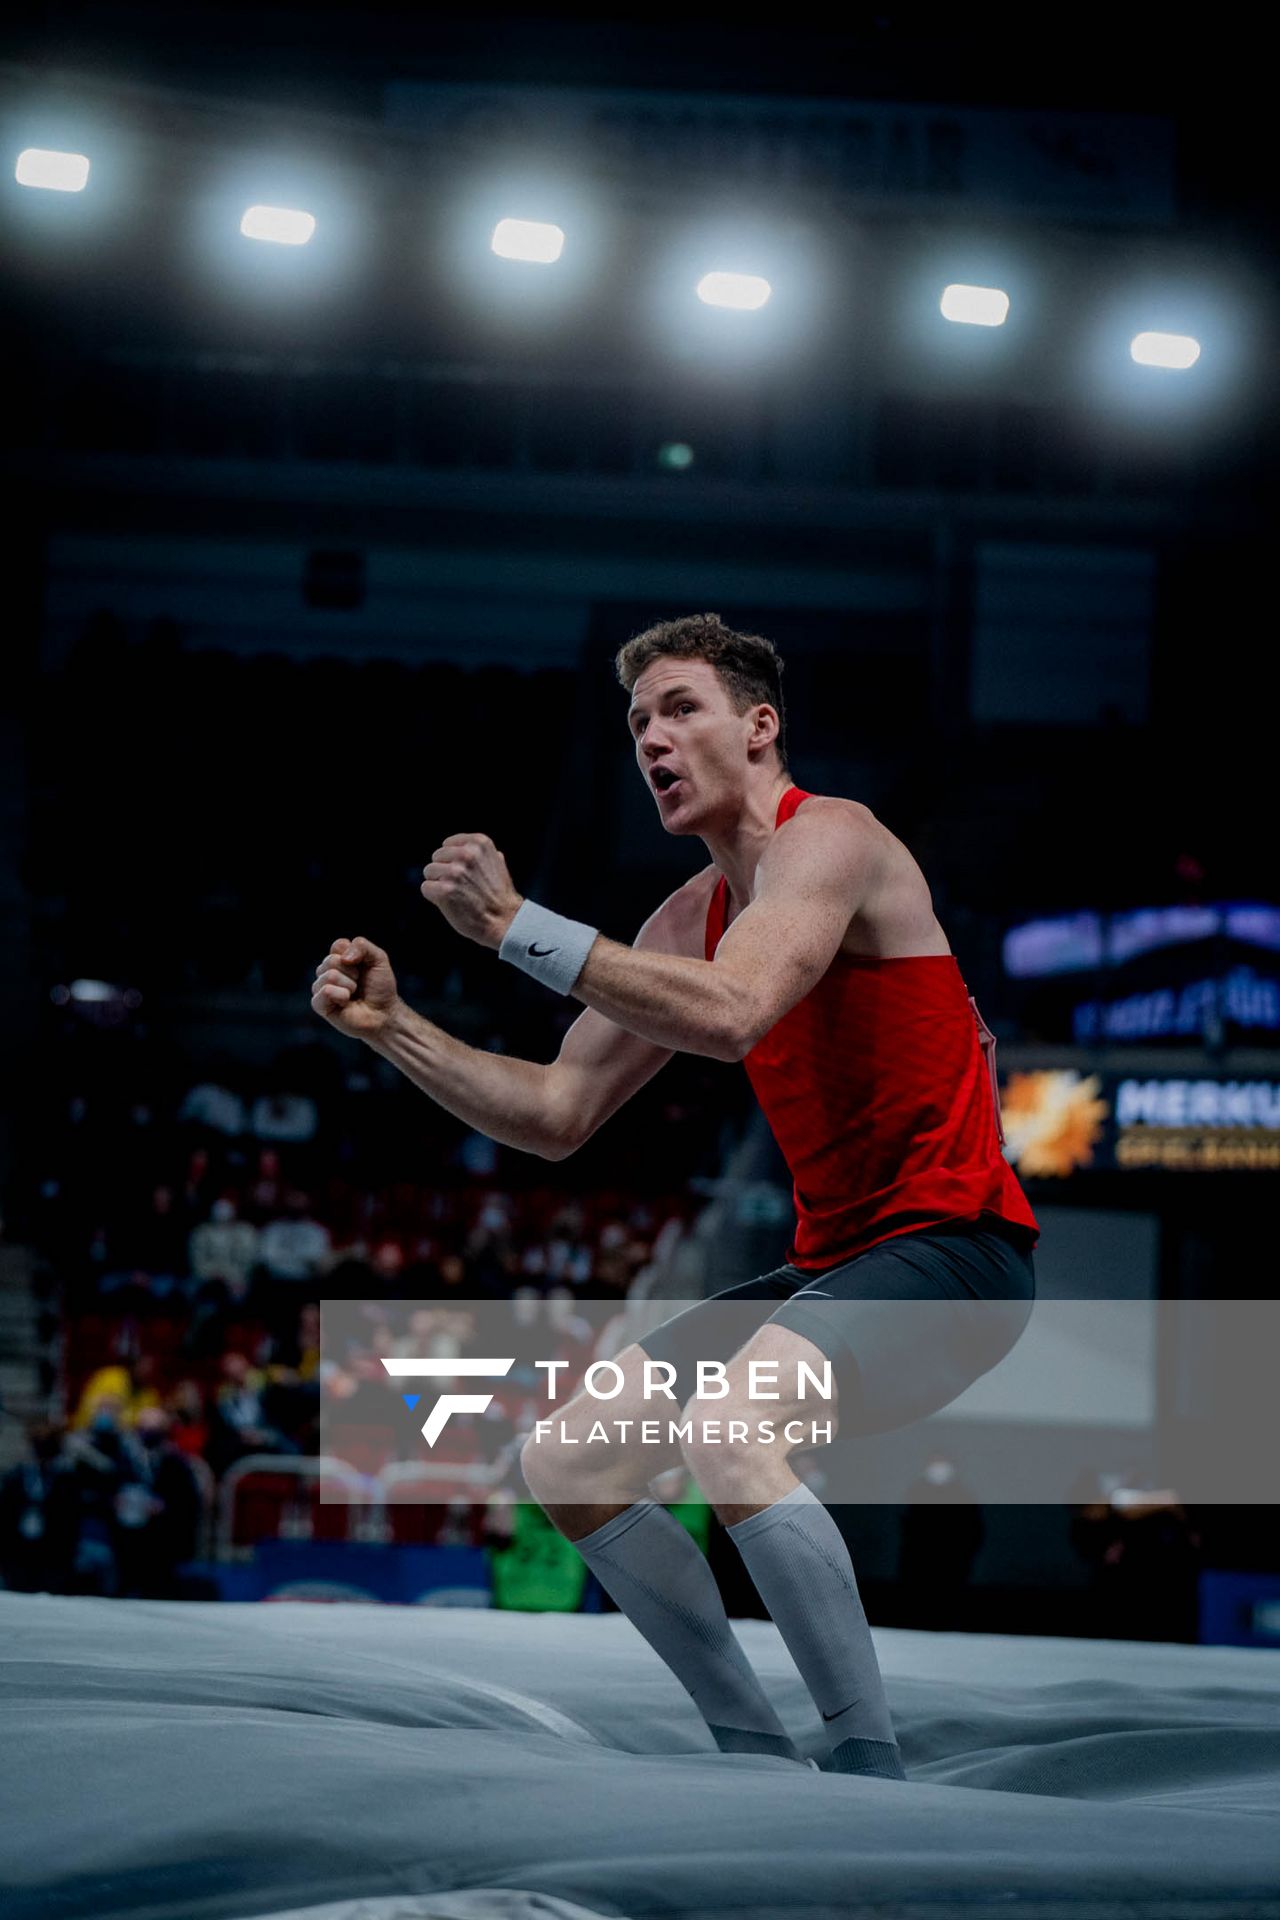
[821,1703,859,1722]
[528,943,558,958]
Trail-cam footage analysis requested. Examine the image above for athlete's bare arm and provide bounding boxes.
[418,800,881,1064]
[568,800,880,1059]
[541,871,710,1153]
[310,873,710,1160]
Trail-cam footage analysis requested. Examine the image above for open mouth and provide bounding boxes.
[652,767,682,794]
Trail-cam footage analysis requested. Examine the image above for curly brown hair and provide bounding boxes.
[614,612,788,772]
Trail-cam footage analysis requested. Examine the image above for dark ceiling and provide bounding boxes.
[1,3,1267,158]
[4,4,1272,245]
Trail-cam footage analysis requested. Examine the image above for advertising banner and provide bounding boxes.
[1000,1068,1280,1174]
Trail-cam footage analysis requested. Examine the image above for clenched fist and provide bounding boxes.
[421,832,523,949]
[311,936,399,1040]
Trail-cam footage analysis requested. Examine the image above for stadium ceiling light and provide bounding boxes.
[15,147,90,192]
[68,978,115,1002]
[240,204,317,246]
[940,282,1010,327]
[1130,330,1201,370]
[696,271,772,311]
[490,217,565,264]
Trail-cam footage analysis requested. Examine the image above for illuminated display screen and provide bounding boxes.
[1000,1069,1280,1175]
[1072,963,1280,1043]
[1003,903,1280,979]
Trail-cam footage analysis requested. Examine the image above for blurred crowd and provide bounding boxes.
[0,1406,212,1600]
[1,1027,698,1598]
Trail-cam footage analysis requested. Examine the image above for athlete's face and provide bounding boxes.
[628,657,757,833]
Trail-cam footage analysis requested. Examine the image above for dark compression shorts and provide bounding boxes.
[635,1216,1036,1439]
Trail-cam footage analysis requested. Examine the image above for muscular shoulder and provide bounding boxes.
[767,794,881,877]
[787,794,915,867]
[784,793,874,838]
[778,794,942,952]
[633,864,720,959]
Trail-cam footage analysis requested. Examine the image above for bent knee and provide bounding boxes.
[519,1407,646,1504]
[518,1430,557,1501]
[518,1427,595,1503]
[679,1395,755,1486]
[679,1393,828,1493]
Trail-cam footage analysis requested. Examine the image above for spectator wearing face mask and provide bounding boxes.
[257,1191,330,1285]
[72,1365,133,1429]
[60,1396,148,1595]
[206,1352,297,1478]
[0,1422,79,1593]
[179,1078,247,1140]
[253,1191,331,1339]
[71,1363,161,1431]
[166,1380,210,1459]
[189,1197,260,1301]
[112,1409,208,1599]
[249,1089,318,1145]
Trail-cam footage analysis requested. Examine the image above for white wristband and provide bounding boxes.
[499,898,598,995]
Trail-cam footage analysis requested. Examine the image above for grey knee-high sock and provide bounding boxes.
[574,1499,803,1761]
[727,1484,907,1780]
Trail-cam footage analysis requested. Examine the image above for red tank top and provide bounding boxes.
[705,786,1040,1271]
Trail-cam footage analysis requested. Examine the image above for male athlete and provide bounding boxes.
[312,611,1039,1780]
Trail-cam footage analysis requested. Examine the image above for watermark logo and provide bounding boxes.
[317,1296,1280,1508]
[381,1356,514,1446]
